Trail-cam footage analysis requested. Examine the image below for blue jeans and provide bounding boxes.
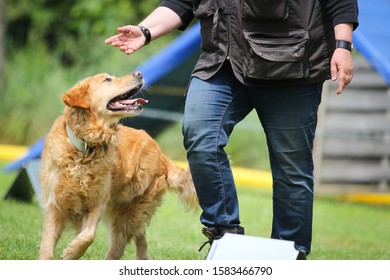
[182,63,322,254]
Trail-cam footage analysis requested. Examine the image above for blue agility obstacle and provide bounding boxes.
[353,0,390,85]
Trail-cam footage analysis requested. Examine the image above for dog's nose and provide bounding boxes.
[133,71,142,78]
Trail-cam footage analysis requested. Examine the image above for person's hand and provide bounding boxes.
[105,25,146,55]
[330,48,353,95]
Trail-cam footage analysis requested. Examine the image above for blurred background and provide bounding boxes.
[0,0,389,260]
[1,0,389,192]
[0,0,270,169]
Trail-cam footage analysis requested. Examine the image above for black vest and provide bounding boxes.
[192,0,335,86]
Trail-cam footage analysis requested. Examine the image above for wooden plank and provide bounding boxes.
[324,113,390,132]
[316,183,379,194]
[352,55,374,71]
[345,74,387,89]
[330,71,388,89]
[320,159,390,183]
[321,138,390,157]
[317,55,390,191]
[325,90,390,112]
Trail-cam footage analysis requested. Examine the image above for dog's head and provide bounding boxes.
[61,72,147,126]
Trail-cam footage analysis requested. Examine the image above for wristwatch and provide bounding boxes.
[336,40,353,53]
[138,26,151,46]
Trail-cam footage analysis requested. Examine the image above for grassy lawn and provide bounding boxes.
[0,160,389,260]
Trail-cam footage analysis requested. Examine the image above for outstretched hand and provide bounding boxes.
[330,48,353,95]
[105,25,146,55]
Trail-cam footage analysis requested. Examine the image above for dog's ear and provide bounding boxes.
[61,83,90,109]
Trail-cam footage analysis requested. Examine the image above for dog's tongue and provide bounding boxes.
[108,97,148,111]
[120,98,148,105]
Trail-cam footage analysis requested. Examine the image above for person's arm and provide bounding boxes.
[330,23,354,95]
[105,7,183,55]
[138,7,184,42]
[324,0,358,94]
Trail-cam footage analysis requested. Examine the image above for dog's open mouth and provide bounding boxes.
[107,87,148,112]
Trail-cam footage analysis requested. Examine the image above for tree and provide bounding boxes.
[0,0,4,94]
[5,0,161,67]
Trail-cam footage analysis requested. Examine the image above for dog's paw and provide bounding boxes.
[136,253,150,260]
[61,248,78,260]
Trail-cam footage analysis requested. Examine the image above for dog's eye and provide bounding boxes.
[103,77,112,83]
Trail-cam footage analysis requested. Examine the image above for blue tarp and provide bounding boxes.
[353,0,390,85]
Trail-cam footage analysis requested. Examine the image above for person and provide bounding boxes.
[105,0,359,259]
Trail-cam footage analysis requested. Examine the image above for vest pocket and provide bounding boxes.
[242,0,288,20]
[243,31,309,80]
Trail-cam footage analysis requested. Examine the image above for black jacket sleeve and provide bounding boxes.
[324,0,359,29]
[159,0,194,30]
[158,0,359,31]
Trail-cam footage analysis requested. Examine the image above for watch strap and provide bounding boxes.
[336,40,353,52]
[138,26,151,45]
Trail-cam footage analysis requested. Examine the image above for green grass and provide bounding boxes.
[1,160,389,260]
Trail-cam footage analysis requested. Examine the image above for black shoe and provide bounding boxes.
[297,250,307,260]
[294,245,308,260]
[198,225,245,252]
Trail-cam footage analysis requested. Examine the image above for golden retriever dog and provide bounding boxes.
[38,72,198,260]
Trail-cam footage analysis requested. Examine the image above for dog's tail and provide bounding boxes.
[167,161,199,211]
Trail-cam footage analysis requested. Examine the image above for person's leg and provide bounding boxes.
[182,64,252,231]
[250,83,323,255]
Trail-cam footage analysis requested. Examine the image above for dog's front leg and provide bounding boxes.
[135,232,150,260]
[105,225,150,260]
[61,207,101,260]
[39,204,65,260]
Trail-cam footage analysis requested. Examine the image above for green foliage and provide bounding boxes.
[2,0,267,169]
[1,42,64,144]
[1,0,177,145]
[2,0,267,170]
[6,0,160,65]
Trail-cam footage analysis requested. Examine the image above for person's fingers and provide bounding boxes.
[336,76,346,95]
[104,35,118,44]
[117,25,132,33]
[125,49,135,55]
[330,59,338,82]
[330,49,353,95]
[111,41,124,47]
[336,67,353,95]
[105,26,135,44]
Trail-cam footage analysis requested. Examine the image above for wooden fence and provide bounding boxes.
[315,55,390,194]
